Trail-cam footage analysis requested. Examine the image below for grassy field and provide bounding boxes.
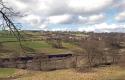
[0,68,16,78]
[0,66,125,80]
[1,40,81,50]
[0,32,125,80]
[0,32,82,57]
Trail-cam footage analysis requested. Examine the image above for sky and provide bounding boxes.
[3,0,125,32]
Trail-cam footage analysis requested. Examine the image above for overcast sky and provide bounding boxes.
[3,0,125,32]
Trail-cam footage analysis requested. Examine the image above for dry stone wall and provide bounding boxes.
[0,54,79,71]
[0,53,118,71]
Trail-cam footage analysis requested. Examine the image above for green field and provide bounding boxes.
[0,68,16,78]
[0,31,125,80]
[0,31,82,57]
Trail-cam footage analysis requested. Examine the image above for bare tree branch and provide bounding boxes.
[0,0,24,49]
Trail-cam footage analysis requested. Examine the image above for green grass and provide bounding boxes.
[1,40,81,56]
[0,37,17,42]
[24,41,52,49]
[2,41,52,50]
[0,31,82,55]
[0,68,16,78]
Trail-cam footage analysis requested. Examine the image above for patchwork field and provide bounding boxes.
[0,32,82,58]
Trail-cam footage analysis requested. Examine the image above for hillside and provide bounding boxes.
[0,31,82,58]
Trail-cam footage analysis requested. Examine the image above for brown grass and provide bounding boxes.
[11,65,125,80]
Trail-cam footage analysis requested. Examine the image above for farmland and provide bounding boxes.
[0,31,125,80]
[0,0,125,80]
[0,31,82,58]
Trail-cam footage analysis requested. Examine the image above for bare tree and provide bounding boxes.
[105,37,121,64]
[0,0,24,47]
[76,38,108,71]
[46,35,63,49]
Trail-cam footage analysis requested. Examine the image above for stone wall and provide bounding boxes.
[0,53,118,71]
[0,54,78,71]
